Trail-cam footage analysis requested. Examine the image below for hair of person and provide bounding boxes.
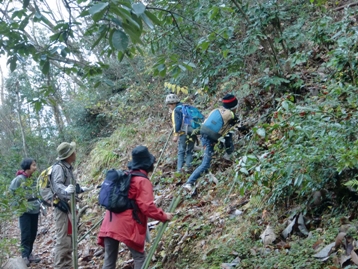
[20,158,36,170]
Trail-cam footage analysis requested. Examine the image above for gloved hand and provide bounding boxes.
[64,184,75,194]
[81,186,94,192]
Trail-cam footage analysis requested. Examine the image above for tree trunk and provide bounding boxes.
[0,66,4,104]
[51,100,65,140]
[36,111,43,138]
[15,82,28,157]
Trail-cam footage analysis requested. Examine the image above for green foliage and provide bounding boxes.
[0,174,30,267]
[91,146,117,172]
[345,178,358,192]
[233,83,358,205]
[87,126,138,177]
[324,10,358,85]
[259,75,290,90]
[3,1,358,268]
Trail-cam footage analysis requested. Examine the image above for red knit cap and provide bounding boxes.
[222,94,238,110]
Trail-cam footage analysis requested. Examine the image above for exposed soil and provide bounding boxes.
[4,206,134,269]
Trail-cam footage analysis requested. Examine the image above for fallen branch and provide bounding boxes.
[76,205,89,224]
[334,1,358,11]
[78,217,103,243]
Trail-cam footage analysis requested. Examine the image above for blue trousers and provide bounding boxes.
[177,134,195,172]
[187,135,214,184]
[187,134,233,184]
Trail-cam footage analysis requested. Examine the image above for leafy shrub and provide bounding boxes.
[234,84,358,205]
[0,175,30,267]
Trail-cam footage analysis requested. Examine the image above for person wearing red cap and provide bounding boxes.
[183,94,239,191]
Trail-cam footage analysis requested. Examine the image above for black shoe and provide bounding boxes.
[29,254,41,263]
[23,257,30,267]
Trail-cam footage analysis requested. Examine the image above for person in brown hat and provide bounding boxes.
[51,142,93,269]
[98,145,173,269]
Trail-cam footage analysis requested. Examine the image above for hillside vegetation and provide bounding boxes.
[1,0,358,268]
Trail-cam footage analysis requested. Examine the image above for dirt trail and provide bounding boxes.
[5,207,107,269]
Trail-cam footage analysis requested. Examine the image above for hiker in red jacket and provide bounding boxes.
[98,145,173,269]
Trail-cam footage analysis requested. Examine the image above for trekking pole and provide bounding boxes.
[151,129,173,180]
[70,179,79,269]
[141,194,182,269]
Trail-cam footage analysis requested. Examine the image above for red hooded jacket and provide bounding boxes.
[97,169,168,252]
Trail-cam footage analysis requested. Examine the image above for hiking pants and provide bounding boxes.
[187,135,214,185]
[102,237,145,269]
[54,208,72,269]
[19,212,39,258]
[177,134,195,172]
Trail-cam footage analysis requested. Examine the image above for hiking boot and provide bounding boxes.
[223,153,232,161]
[183,183,193,192]
[184,167,194,174]
[23,257,30,267]
[29,254,41,263]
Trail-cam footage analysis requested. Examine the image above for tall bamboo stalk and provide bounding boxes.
[70,177,78,269]
[141,194,182,269]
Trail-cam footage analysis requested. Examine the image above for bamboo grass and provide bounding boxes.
[224,128,253,204]
[141,193,182,269]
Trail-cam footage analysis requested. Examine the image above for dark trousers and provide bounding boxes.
[102,237,145,269]
[19,213,39,258]
[223,133,234,154]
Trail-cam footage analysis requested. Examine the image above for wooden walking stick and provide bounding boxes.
[70,178,78,269]
[151,129,173,179]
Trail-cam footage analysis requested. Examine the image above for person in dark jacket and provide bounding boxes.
[165,93,196,172]
[183,94,239,191]
[98,145,173,269]
[10,158,41,266]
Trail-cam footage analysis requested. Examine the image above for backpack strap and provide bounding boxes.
[128,171,148,224]
[49,161,68,206]
[130,171,148,179]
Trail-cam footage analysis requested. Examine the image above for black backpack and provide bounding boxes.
[98,169,147,222]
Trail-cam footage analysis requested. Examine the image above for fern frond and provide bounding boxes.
[344,179,358,190]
